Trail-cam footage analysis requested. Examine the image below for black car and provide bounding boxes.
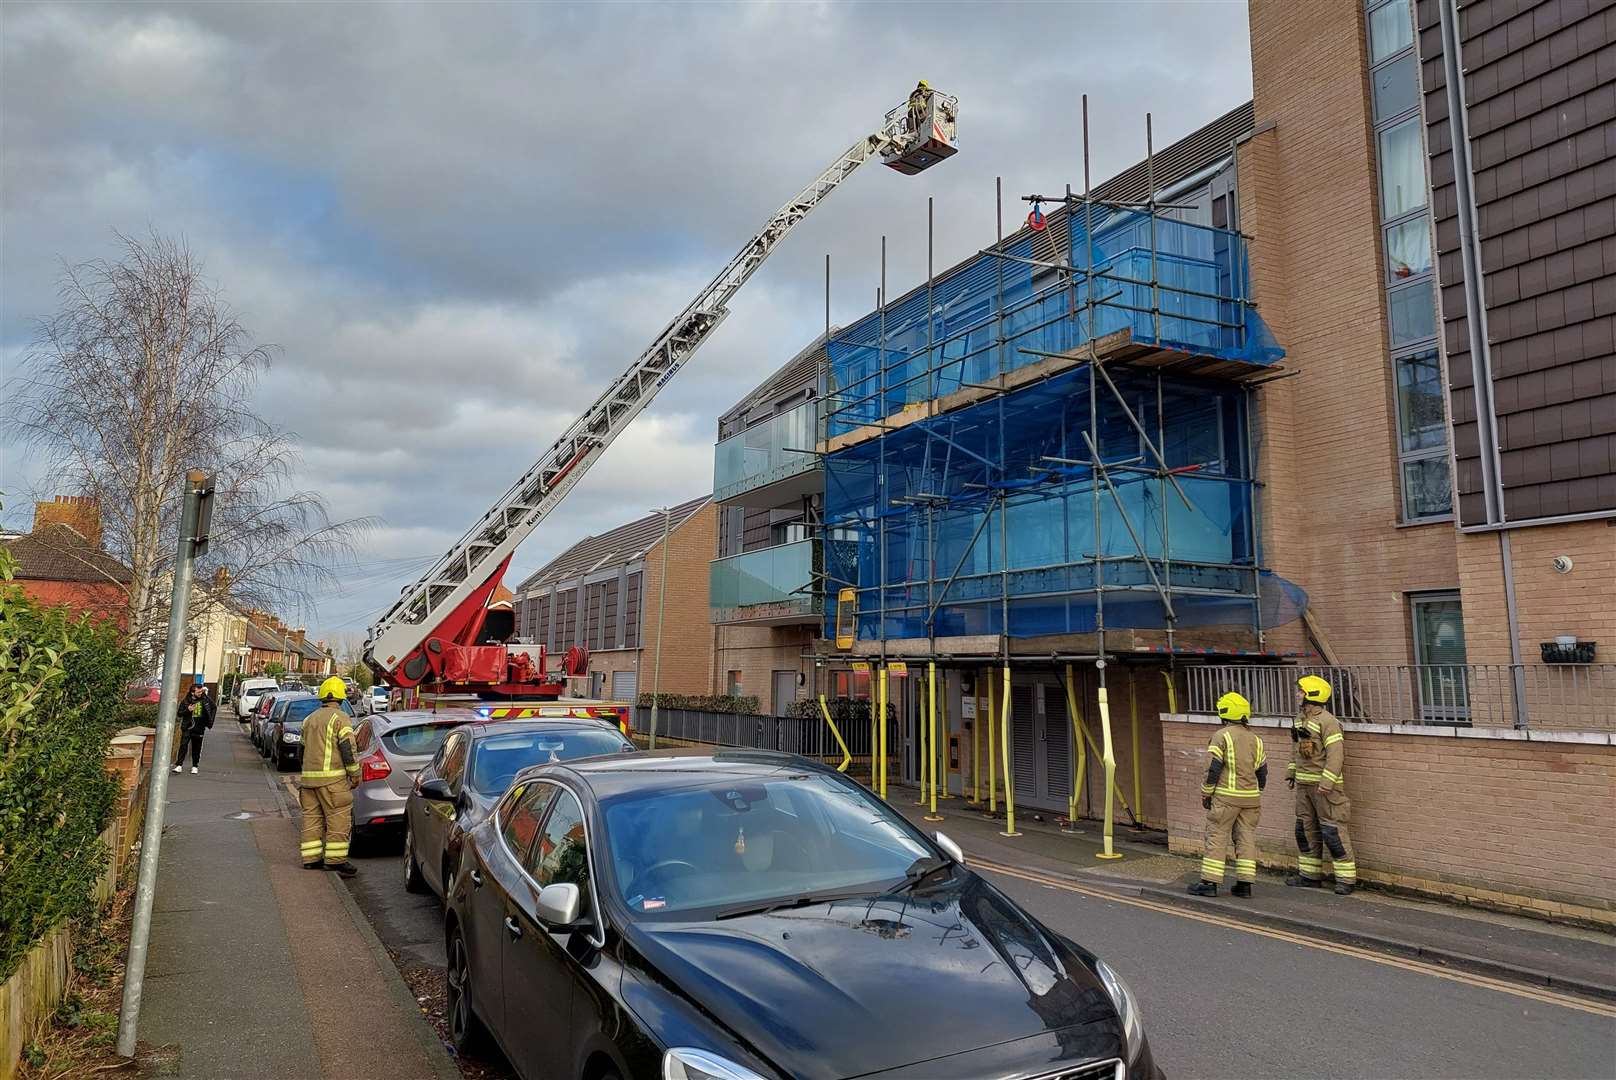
[262,693,354,772]
[443,749,1161,1080]
[403,718,635,899]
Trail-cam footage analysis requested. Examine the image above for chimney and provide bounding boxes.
[33,495,103,548]
[212,567,231,592]
[291,628,306,646]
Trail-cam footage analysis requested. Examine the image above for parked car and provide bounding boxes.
[237,677,279,719]
[263,693,355,772]
[125,682,161,705]
[403,718,634,900]
[369,685,391,714]
[251,691,293,753]
[442,749,1161,1080]
[350,710,473,841]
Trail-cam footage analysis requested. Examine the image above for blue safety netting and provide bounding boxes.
[826,206,1284,437]
[822,363,1304,643]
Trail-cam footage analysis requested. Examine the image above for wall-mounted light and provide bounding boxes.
[1552,555,1573,574]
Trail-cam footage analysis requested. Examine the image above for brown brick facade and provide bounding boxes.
[637,502,718,697]
[1246,0,1460,664]
[713,623,815,713]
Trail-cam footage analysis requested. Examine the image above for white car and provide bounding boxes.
[236,677,280,718]
[369,685,391,714]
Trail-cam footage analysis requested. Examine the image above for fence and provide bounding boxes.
[632,706,897,787]
[1184,663,1616,731]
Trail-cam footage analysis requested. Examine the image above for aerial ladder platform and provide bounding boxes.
[365,88,959,697]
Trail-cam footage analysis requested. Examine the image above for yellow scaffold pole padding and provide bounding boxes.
[987,668,998,813]
[1064,664,1085,828]
[1096,668,1123,859]
[1000,663,1019,837]
[819,694,851,773]
[1129,669,1141,826]
[938,676,951,802]
[925,662,943,821]
[878,666,889,801]
[1163,668,1178,713]
[916,670,929,806]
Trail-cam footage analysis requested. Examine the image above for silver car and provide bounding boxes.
[350,709,475,841]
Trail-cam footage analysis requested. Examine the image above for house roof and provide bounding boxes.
[245,623,286,652]
[2,523,133,585]
[516,495,710,593]
[717,333,832,437]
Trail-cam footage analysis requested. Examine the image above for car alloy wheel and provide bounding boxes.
[445,928,486,1055]
[403,821,427,894]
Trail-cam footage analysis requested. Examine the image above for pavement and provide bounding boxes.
[135,712,459,1080]
[889,786,1616,1001]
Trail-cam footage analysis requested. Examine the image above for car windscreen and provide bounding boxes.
[381,723,455,758]
[469,728,631,795]
[282,699,354,724]
[602,772,933,917]
[243,680,278,693]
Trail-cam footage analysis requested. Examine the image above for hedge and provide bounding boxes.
[786,696,895,723]
[636,693,760,716]
[0,550,140,979]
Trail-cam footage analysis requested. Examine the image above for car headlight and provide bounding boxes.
[663,1049,767,1080]
[282,731,300,743]
[1093,958,1143,1059]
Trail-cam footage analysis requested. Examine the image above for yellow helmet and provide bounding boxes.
[918,79,929,88]
[1215,691,1252,723]
[1297,674,1332,704]
[318,676,348,701]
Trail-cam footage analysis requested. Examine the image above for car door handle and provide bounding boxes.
[469,869,483,888]
[504,916,522,939]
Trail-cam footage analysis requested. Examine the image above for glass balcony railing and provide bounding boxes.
[714,400,818,503]
[710,538,822,624]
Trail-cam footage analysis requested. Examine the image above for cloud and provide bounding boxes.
[1,0,1253,639]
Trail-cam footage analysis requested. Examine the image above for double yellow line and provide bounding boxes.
[970,857,1616,1019]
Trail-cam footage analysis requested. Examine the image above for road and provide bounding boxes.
[312,756,1616,1079]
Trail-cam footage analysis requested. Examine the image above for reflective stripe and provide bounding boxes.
[303,767,345,779]
[1324,732,1343,747]
[1294,771,1323,782]
[1200,858,1225,880]
[300,842,322,853]
[1254,739,1266,766]
[1200,784,1216,795]
[1215,730,1260,798]
[1321,770,1342,784]
[1208,742,1226,760]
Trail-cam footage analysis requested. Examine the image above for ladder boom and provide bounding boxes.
[366,93,955,681]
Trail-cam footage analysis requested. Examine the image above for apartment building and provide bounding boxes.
[512,496,715,700]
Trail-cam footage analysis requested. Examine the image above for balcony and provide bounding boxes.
[714,400,820,509]
[710,539,822,625]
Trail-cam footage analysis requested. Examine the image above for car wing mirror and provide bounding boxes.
[934,831,965,865]
[535,882,584,929]
[419,777,453,801]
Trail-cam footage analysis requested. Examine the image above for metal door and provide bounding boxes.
[772,670,797,716]
[610,670,638,701]
[1006,678,1074,812]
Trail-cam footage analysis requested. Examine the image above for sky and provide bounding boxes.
[0,0,1254,642]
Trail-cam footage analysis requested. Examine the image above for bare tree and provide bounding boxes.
[5,231,369,659]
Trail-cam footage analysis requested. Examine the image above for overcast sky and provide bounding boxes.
[0,0,1253,641]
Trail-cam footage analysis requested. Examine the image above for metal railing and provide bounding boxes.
[1183,664,1616,731]
[633,706,896,786]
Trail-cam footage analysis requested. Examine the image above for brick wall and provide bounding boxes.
[10,580,126,628]
[1162,715,1616,923]
[1246,0,1462,667]
[714,623,815,713]
[639,503,718,696]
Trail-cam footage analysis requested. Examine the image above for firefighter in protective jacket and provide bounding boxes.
[300,677,360,878]
[1287,674,1357,894]
[1188,691,1266,898]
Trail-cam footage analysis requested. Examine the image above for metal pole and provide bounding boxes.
[1095,660,1123,859]
[878,665,889,800]
[999,662,1018,836]
[117,471,208,1059]
[650,506,671,749]
[925,661,942,820]
[987,665,998,812]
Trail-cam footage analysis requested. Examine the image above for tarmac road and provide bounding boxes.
[338,802,1616,1080]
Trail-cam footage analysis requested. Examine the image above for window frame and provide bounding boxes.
[1367,0,1452,523]
[496,779,606,948]
[1409,590,1470,723]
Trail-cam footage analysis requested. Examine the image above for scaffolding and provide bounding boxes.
[819,100,1301,664]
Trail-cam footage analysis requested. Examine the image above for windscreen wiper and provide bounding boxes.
[890,856,952,895]
[714,888,869,921]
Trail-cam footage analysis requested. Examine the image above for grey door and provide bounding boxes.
[772,670,797,716]
[1006,678,1073,812]
[610,669,638,701]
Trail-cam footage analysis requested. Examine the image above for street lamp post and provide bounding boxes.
[648,506,672,750]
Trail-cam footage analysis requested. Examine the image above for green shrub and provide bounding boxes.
[785,696,893,723]
[117,702,160,730]
[635,693,760,715]
[0,550,140,980]
[219,672,239,700]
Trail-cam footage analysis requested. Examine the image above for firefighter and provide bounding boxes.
[907,79,932,134]
[299,676,360,878]
[1187,690,1266,898]
[1286,674,1357,894]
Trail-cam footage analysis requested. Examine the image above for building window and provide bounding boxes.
[726,670,743,698]
[1411,591,1468,722]
[1367,0,1450,522]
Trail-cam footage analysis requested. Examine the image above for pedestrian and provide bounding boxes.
[171,676,214,774]
[1286,674,1357,895]
[1187,690,1266,898]
[299,676,361,877]
[907,79,932,134]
